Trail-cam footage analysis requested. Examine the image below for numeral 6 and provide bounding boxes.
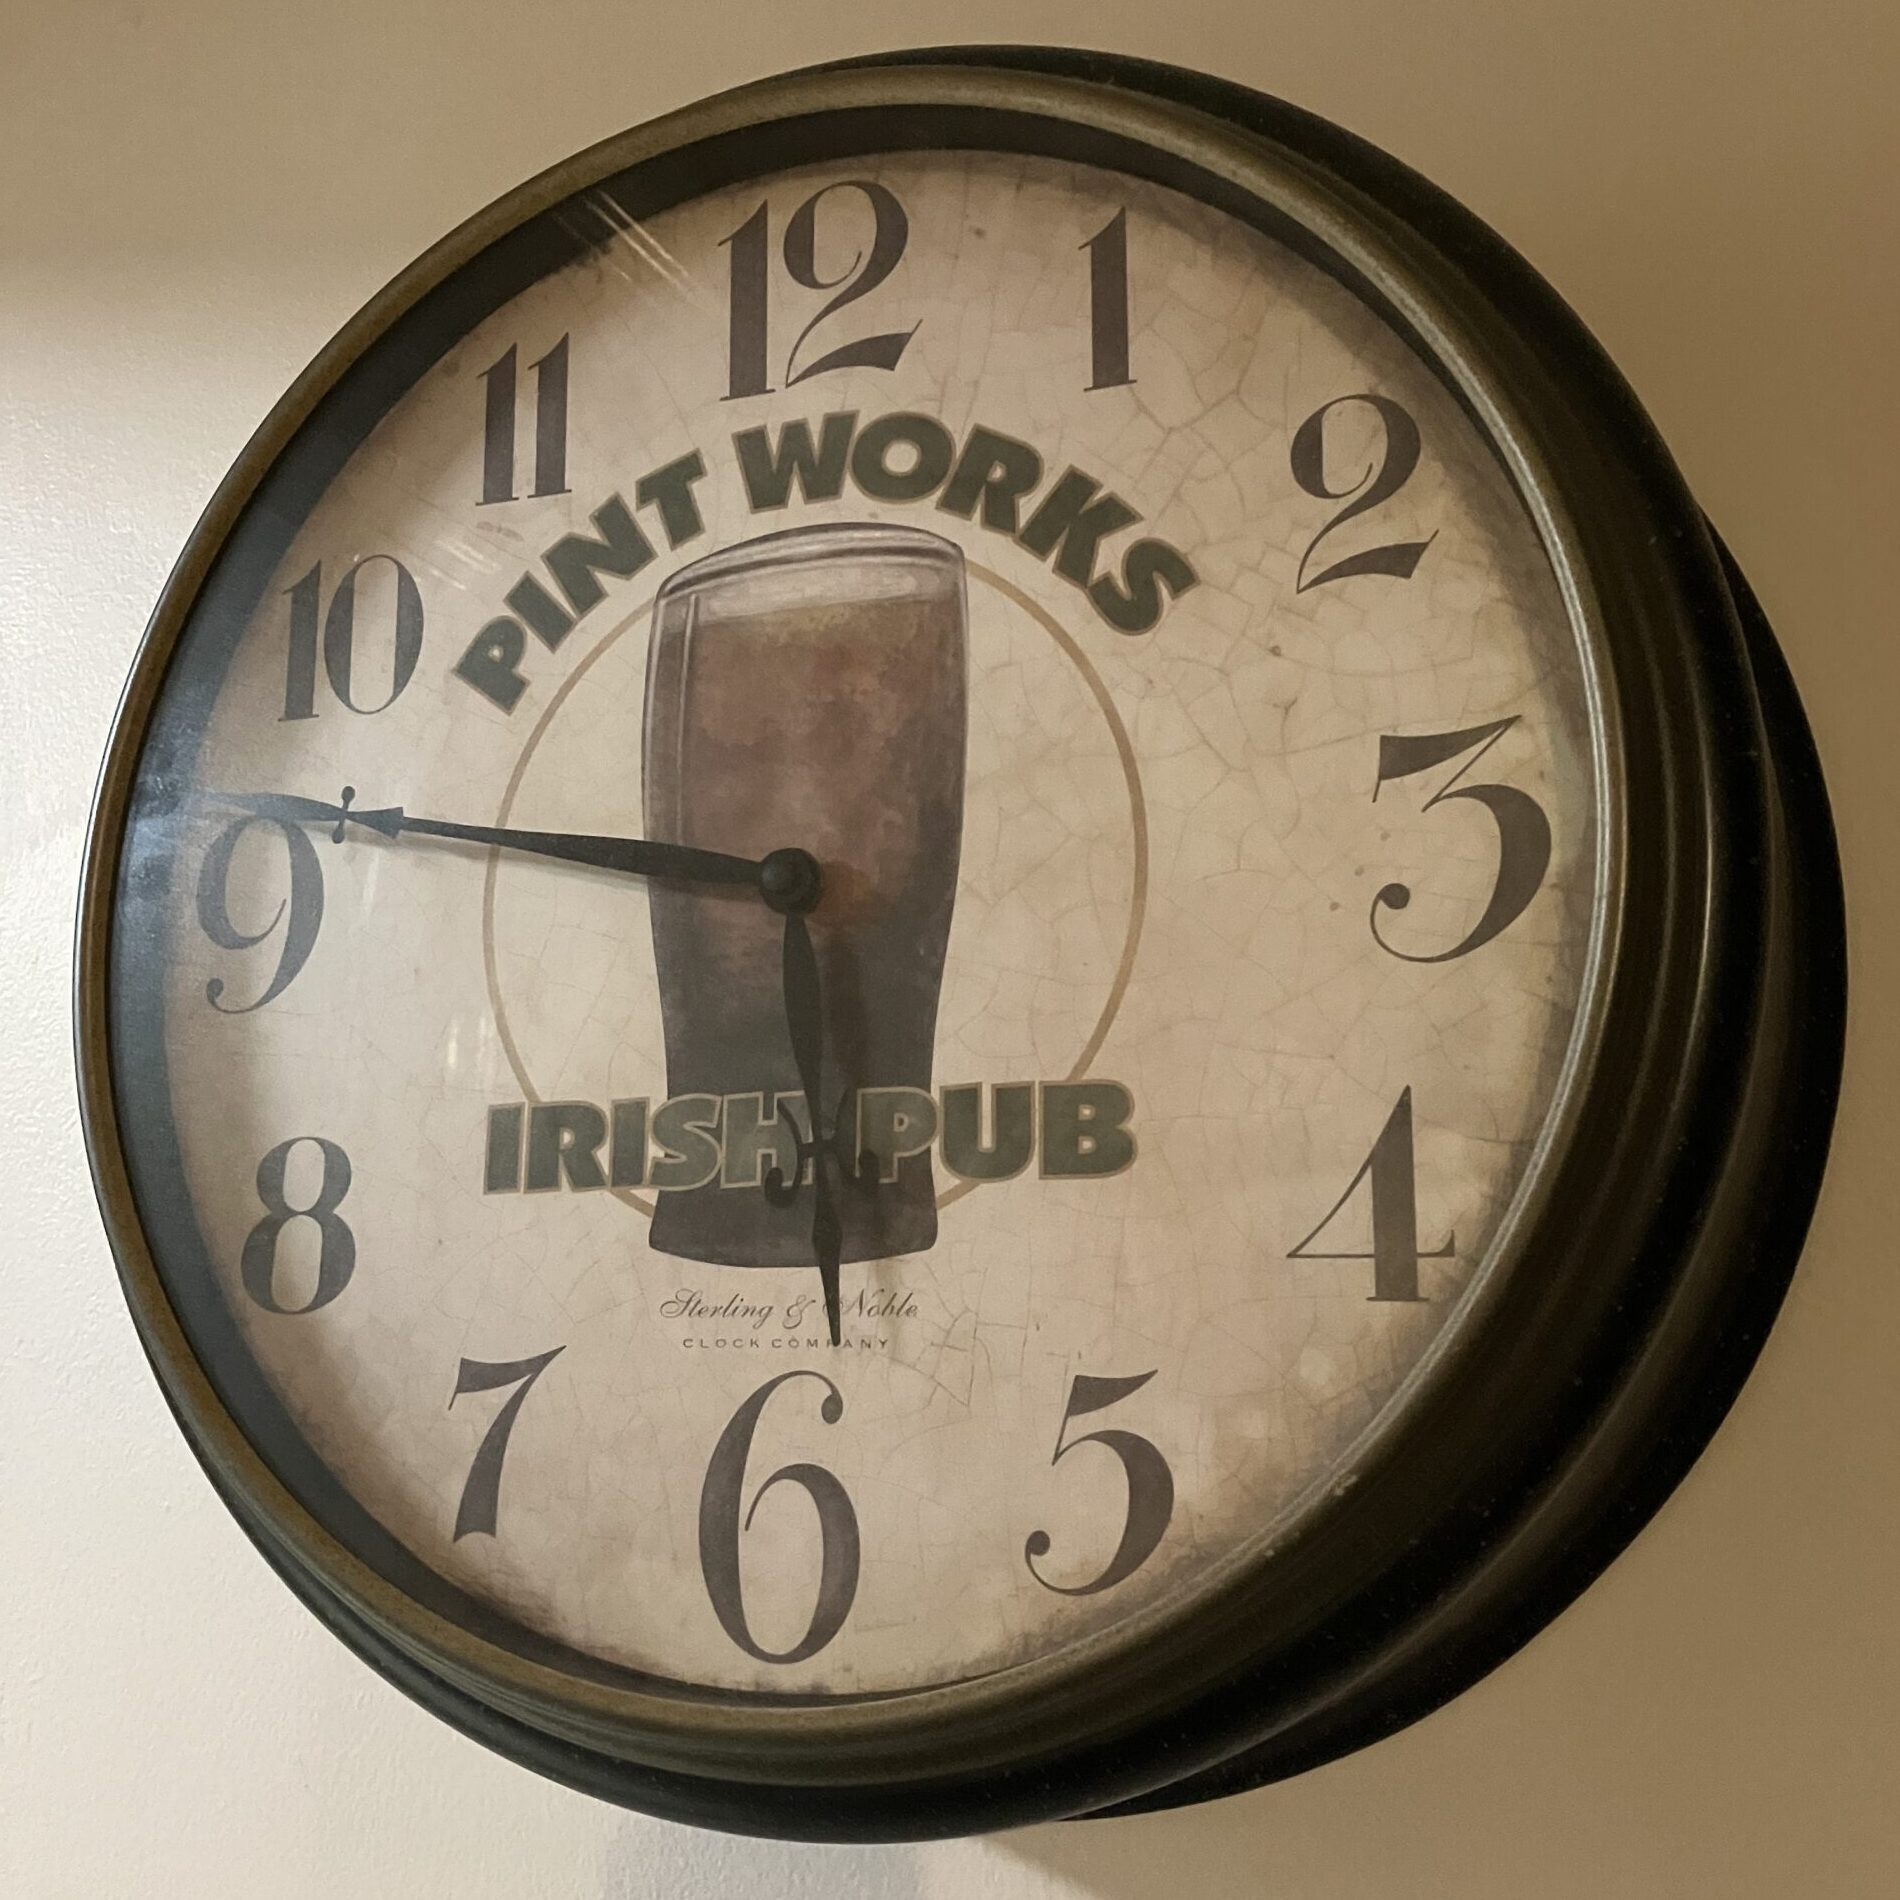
[698,1371,860,1665]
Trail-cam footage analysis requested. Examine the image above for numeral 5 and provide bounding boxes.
[1026,1370,1175,1596]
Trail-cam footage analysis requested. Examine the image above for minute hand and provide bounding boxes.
[219,789,762,890]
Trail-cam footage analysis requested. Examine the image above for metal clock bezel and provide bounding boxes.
[75,47,1844,1839]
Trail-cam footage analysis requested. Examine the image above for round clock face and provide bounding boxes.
[111,136,1601,1701]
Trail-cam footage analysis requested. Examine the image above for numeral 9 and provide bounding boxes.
[196,815,325,1012]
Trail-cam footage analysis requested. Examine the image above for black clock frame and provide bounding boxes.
[76,47,1845,1841]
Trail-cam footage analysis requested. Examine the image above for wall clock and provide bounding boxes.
[77,46,1845,1840]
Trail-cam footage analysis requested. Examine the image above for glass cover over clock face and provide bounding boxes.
[122,145,1601,1698]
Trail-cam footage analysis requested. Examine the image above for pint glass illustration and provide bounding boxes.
[643,523,968,1268]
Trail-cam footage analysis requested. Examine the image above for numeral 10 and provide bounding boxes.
[281,557,424,721]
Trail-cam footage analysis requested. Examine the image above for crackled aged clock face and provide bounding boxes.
[107,136,1600,1702]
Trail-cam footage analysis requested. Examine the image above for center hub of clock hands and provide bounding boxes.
[220,787,849,1344]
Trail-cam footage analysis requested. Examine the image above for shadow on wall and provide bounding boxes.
[597,1816,931,1900]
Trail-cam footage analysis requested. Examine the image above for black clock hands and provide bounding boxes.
[218,787,845,1343]
[220,786,762,889]
[762,868,843,1347]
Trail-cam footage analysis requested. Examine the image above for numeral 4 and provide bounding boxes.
[1288,1088,1452,1302]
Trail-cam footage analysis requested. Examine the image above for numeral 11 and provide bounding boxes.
[478,336,570,504]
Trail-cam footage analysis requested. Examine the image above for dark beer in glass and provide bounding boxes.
[642,523,968,1269]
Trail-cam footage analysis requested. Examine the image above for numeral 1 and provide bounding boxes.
[721,203,773,400]
[1288,1089,1452,1302]
[1082,209,1134,390]
[478,336,570,505]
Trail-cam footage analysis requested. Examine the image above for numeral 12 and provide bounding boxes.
[719,182,917,400]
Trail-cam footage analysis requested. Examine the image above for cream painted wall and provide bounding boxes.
[4,3,1896,1894]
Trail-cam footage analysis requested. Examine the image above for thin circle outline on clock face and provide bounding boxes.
[479,559,1150,1221]
[107,100,1618,1725]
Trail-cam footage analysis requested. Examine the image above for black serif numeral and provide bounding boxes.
[1291,394,1437,591]
[1025,1370,1174,1596]
[699,1371,860,1664]
[282,557,424,721]
[478,336,570,505]
[196,815,324,1012]
[241,1136,356,1315]
[1082,208,1134,390]
[449,1350,564,1540]
[1288,1089,1452,1302]
[1371,718,1553,962]
[720,183,916,400]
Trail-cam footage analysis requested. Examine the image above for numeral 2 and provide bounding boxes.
[1288,1088,1452,1302]
[721,183,917,399]
[478,336,570,505]
[1291,394,1436,591]
[449,1349,564,1540]
[1026,1370,1174,1596]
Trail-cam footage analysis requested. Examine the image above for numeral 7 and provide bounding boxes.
[448,1348,563,1540]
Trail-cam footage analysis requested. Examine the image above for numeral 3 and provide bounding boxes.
[1371,717,1553,961]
